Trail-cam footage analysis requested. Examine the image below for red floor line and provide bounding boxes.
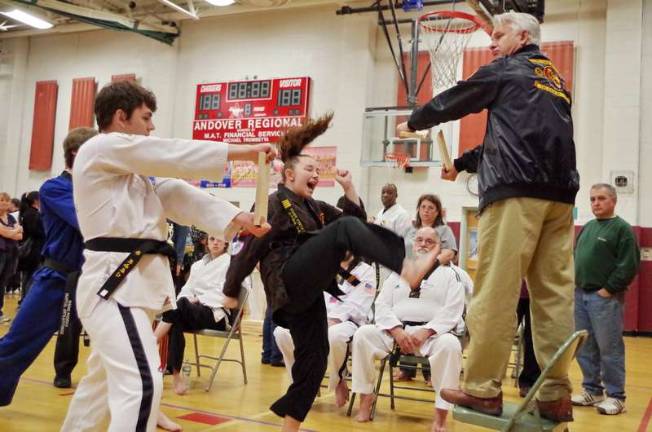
[160,401,318,432]
[638,397,652,432]
[21,376,318,431]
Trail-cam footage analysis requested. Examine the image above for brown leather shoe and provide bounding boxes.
[440,389,503,416]
[537,396,574,422]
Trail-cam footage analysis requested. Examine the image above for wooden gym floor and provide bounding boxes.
[0,294,650,432]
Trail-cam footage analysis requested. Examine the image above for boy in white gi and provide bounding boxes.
[351,226,467,432]
[274,253,376,407]
[61,81,274,432]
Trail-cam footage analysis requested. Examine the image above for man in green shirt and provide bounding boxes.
[572,183,640,415]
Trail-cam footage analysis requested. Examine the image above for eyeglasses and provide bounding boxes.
[414,238,438,246]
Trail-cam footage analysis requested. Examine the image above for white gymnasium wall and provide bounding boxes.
[0,5,377,214]
[171,6,377,210]
[639,0,652,227]
[1,1,650,227]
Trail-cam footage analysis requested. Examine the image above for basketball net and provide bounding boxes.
[385,152,410,170]
[419,11,490,91]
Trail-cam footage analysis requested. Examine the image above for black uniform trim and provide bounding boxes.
[118,304,154,432]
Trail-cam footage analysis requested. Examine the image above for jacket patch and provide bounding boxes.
[530,59,570,104]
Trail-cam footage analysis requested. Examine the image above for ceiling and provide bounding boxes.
[0,0,371,39]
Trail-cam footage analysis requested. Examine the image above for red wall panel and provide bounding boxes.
[459,48,494,155]
[29,81,58,171]
[69,77,96,130]
[111,73,136,82]
[636,228,652,332]
[458,41,575,156]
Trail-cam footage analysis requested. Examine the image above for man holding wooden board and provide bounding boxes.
[61,80,274,432]
[224,113,440,432]
[397,12,580,423]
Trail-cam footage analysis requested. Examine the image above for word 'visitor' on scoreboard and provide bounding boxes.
[192,76,311,144]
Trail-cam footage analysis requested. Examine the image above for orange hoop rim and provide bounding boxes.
[418,10,492,35]
[385,151,411,169]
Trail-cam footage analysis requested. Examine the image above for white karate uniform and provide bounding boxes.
[177,253,240,323]
[274,261,376,391]
[62,133,241,432]
[374,203,411,236]
[351,267,466,410]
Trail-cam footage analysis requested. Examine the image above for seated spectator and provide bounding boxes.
[404,194,457,263]
[351,227,465,432]
[399,194,459,382]
[154,235,248,395]
[274,252,377,407]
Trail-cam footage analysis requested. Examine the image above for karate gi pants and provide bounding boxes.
[351,324,462,411]
[61,299,161,432]
[54,279,83,380]
[161,297,226,373]
[270,217,406,422]
[0,268,66,406]
[274,321,357,392]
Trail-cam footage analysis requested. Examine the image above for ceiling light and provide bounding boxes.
[205,0,235,6]
[0,9,53,30]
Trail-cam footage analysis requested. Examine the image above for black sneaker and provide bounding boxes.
[270,360,285,368]
[54,376,72,388]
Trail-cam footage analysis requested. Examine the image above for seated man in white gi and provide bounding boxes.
[274,252,376,408]
[154,235,248,395]
[351,226,465,432]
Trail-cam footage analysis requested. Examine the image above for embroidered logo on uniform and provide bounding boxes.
[530,59,570,104]
[364,282,375,294]
[230,237,244,255]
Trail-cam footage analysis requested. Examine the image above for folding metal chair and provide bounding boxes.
[452,330,589,432]
[346,352,389,420]
[187,287,250,392]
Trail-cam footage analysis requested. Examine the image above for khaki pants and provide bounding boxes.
[462,197,574,402]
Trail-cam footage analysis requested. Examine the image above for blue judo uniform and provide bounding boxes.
[0,171,83,406]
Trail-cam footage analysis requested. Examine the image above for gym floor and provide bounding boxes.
[0,294,650,431]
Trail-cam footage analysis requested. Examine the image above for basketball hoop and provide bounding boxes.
[418,10,491,90]
[385,151,411,170]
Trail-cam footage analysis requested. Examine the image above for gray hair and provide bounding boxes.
[591,183,617,200]
[493,12,541,46]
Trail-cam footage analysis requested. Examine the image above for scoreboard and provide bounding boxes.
[192,76,311,144]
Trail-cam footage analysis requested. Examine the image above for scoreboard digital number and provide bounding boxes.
[192,76,311,144]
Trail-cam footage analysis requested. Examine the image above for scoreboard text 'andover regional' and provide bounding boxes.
[192,76,311,144]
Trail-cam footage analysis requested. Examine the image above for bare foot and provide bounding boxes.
[356,393,376,422]
[393,369,413,382]
[335,380,349,408]
[401,248,439,288]
[281,415,301,432]
[172,373,188,395]
[431,408,448,432]
[157,411,182,431]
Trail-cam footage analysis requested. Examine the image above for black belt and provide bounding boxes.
[402,321,428,327]
[85,237,176,300]
[44,257,77,275]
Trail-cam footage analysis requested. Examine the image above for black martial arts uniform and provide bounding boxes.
[224,184,406,421]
